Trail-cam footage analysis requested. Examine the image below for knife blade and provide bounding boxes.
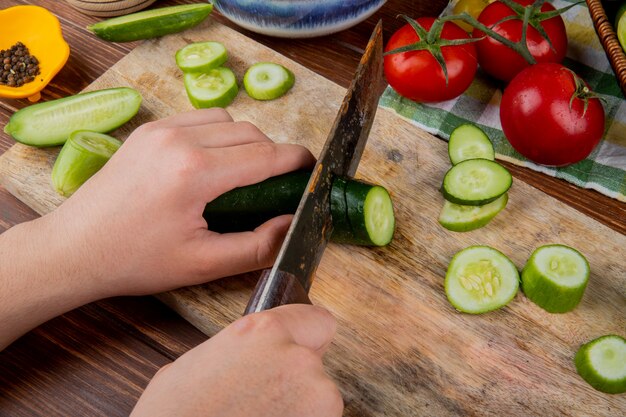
[244,21,384,315]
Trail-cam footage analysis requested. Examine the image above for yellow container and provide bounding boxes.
[0,5,70,102]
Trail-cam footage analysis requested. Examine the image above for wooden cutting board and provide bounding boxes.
[1,18,624,416]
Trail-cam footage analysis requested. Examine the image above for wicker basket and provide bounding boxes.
[65,0,158,17]
[586,0,626,96]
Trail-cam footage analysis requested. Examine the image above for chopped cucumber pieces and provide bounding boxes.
[244,62,295,100]
[176,41,228,73]
[445,246,519,314]
[439,193,508,232]
[442,159,512,206]
[448,124,495,165]
[88,4,213,42]
[575,335,626,394]
[4,87,141,147]
[184,67,238,109]
[52,131,122,197]
[521,244,589,313]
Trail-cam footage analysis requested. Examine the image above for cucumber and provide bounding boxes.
[439,193,508,232]
[342,180,395,246]
[184,67,238,109]
[88,4,213,43]
[243,62,295,101]
[442,159,512,206]
[4,88,142,147]
[448,123,495,165]
[52,131,122,197]
[445,246,519,314]
[203,171,395,246]
[521,244,589,313]
[574,335,626,394]
[176,41,228,73]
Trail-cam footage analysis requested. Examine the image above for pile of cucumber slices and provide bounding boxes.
[438,124,510,232]
[175,41,295,108]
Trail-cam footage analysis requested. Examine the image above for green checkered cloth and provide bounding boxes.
[379,0,626,202]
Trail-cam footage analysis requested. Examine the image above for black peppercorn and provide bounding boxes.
[0,42,41,88]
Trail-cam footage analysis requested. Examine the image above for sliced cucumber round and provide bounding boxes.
[342,180,395,246]
[445,246,519,314]
[88,4,213,43]
[52,130,122,197]
[439,193,508,232]
[243,62,295,101]
[442,159,512,206]
[575,334,626,394]
[176,41,228,73]
[521,244,589,313]
[184,67,238,109]
[4,87,141,147]
[448,123,495,165]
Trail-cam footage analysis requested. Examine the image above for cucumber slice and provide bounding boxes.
[176,41,228,73]
[575,335,626,394]
[442,159,512,206]
[448,123,495,165]
[52,130,122,197]
[521,244,589,313]
[343,180,395,246]
[184,67,238,109]
[439,193,508,232]
[445,246,519,314]
[88,4,213,43]
[243,62,295,101]
[4,87,142,147]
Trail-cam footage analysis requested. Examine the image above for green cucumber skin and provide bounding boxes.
[574,335,626,394]
[203,171,394,246]
[4,88,142,147]
[88,4,213,42]
[204,171,310,233]
[329,177,355,243]
[521,245,589,313]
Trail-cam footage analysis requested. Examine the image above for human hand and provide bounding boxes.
[131,304,342,417]
[49,108,315,297]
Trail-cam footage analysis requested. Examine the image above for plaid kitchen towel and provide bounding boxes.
[379,0,626,202]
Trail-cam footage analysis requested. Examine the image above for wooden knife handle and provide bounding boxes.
[243,269,311,315]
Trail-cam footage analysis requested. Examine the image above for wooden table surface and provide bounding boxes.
[0,0,624,415]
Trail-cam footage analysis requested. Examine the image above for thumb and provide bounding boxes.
[196,215,293,279]
[268,304,337,355]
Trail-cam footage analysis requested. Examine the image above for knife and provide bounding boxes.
[244,21,384,315]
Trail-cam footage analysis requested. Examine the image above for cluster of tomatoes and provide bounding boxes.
[383,0,606,167]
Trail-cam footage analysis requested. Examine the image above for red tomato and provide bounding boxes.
[384,17,478,103]
[500,63,605,167]
[473,0,567,82]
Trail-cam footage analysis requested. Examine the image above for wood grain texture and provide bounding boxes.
[1,19,624,416]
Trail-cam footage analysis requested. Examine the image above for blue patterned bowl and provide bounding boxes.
[211,0,387,38]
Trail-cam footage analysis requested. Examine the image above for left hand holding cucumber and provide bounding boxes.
[0,109,314,348]
[58,108,315,296]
